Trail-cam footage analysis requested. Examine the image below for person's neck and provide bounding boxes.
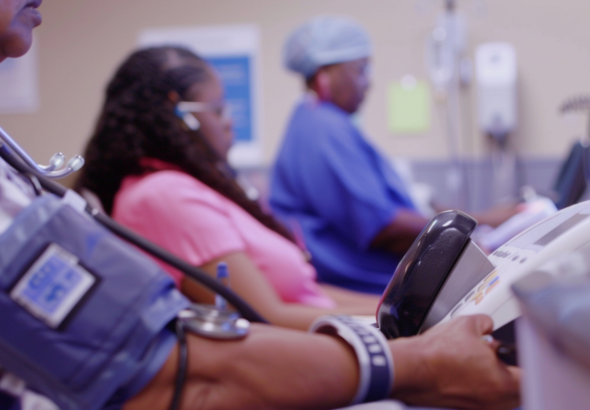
[139,157,183,173]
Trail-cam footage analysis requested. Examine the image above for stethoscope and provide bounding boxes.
[0,125,84,179]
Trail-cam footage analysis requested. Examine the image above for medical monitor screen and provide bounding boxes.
[533,213,589,247]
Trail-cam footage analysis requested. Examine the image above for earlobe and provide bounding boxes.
[168,90,180,103]
[315,71,332,101]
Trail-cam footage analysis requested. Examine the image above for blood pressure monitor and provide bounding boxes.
[376,201,590,357]
[441,202,590,328]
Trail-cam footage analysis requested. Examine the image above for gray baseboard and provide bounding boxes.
[239,156,588,215]
[408,156,568,213]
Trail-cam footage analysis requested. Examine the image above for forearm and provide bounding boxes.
[262,301,376,330]
[183,276,375,330]
[124,315,520,410]
[320,283,381,311]
[434,202,522,228]
[125,324,359,410]
[188,253,379,330]
[183,279,375,331]
[370,210,429,254]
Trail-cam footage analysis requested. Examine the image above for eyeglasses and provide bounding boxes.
[176,101,232,131]
[177,101,231,119]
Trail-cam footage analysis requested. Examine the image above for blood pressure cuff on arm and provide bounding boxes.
[0,194,190,410]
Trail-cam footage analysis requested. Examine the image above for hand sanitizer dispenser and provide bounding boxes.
[476,42,517,141]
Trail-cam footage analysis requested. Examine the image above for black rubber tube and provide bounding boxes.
[0,145,268,323]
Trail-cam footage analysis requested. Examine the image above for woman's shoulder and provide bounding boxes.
[119,170,227,209]
[287,101,357,149]
[294,100,350,125]
[137,169,203,190]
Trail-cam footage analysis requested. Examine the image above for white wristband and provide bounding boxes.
[309,315,394,405]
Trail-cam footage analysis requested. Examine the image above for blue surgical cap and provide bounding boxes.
[284,15,373,78]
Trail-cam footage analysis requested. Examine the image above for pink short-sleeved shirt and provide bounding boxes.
[112,168,335,308]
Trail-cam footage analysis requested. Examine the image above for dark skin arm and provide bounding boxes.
[370,204,522,254]
[370,209,430,254]
[122,315,520,410]
[180,252,380,331]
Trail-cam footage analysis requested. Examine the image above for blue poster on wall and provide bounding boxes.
[207,56,253,143]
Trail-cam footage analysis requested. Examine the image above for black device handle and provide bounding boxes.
[0,145,268,324]
[377,210,477,339]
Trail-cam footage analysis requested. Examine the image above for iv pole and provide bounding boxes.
[426,0,473,210]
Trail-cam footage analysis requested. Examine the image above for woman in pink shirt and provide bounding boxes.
[75,46,379,330]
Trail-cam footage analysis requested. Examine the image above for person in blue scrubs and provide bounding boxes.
[270,16,519,294]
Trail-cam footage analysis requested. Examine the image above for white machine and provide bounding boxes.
[376,200,590,361]
[513,247,590,410]
[440,200,590,328]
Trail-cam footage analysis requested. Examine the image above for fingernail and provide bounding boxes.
[481,335,494,344]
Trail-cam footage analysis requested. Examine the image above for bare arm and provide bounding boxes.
[123,324,359,410]
[433,202,523,228]
[370,202,523,255]
[319,283,381,312]
[370,209,429,254]
[181,252,378,330]
[123,315,520,410]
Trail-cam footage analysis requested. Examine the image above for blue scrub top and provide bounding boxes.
[270,98,417,294]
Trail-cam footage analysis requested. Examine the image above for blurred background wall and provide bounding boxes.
[1,0,589,204]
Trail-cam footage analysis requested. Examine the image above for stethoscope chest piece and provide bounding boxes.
[178,304,250,340]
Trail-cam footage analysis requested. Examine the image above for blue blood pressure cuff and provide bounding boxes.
[309,315,394,404]
[0,194,189,410]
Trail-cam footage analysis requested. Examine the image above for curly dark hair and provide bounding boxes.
[75,46,294,241]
